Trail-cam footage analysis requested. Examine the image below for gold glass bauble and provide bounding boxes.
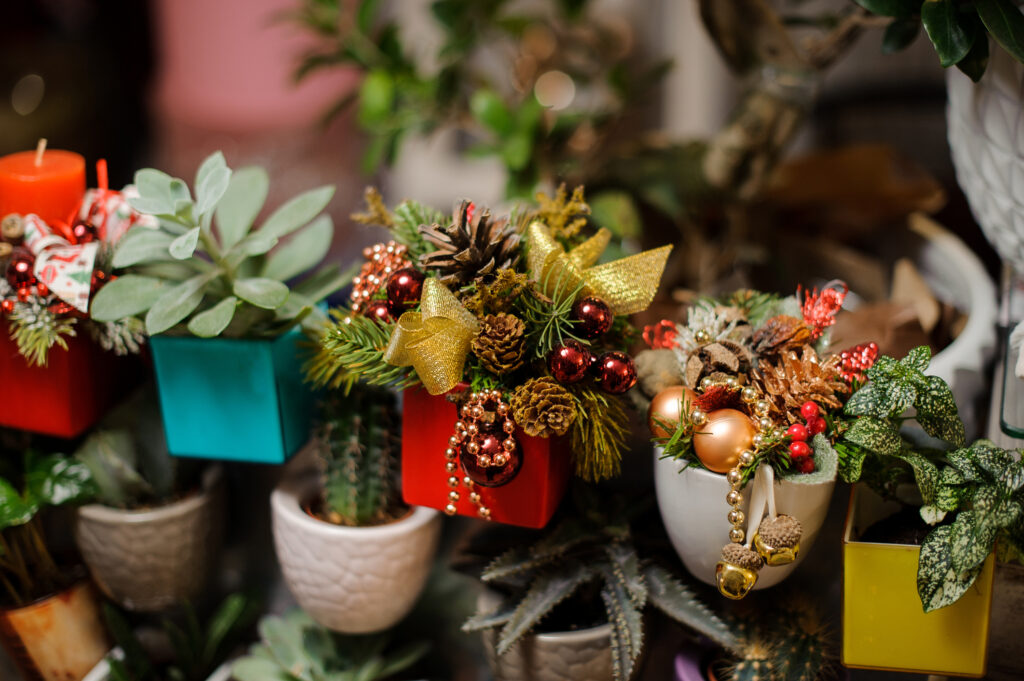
[693,408,756,473]
[715,560,758,599]
[647,386,698,438]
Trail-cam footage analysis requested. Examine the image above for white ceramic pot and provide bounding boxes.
[271,476,441,634]
[948,41,1024,273]
[653,450,834,589]
[84,650,232,681]
[75,466,224,612]
[478,593,614,681]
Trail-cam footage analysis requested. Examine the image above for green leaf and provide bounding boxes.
[854,0,919,17]
[89,275,170,321]
[883,17,921,53]
[603,541,647,607]
[975,0,1024,63]
[935,466,967,512]
[917,524,986,612]
[169,226,201,260]
[844,416,902,455]
[25,453,97,507]
[471,89,513,135]
[260,215,333,281]
[376,641,431,679]
[187,297,238,338]
[292,263,348,303]
[233,278,289,309]
[0,479,36,530]
[642,563,737,650]
[914,375,965,446]
[231,658,282,681]
[502,131,533,171]
[949,509,998,573]
[895,451,941,507]
[357,0,381,33]
[601,575,644,681]
[133,168,176,215]
[462,602,516,631]
[216,166,269,250]
[196,166,232,218]
[259,186,335,241]
[837,442,870,483]
[146,271,218,335]
[957,29,990,80]
[195,151,225,189]
[498,565,594,654]
[112,228,175,268]
[359,69,395,126]
[922,0,977,67]
[900,345,932,373]
[202,594,250,667]
[845,380,916,418]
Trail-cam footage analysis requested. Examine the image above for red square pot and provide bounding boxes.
[0,322,141,438]
[402,386,571,529]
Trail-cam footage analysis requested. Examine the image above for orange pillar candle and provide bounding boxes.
[0,144,86,226]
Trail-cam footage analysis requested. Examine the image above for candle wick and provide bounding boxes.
[34,138,47,167]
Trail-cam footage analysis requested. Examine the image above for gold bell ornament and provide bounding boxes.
[715,543,763,600]
[753,514,803,566]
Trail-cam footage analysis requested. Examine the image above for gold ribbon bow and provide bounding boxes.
[526,222,672,316]
[384,278,480,395]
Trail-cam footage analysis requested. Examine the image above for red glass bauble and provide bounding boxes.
[459,429,521,487]
[572,296,613,338]
[594,351,637,394]
[547,340,593,384]
[0,299,13,314]
[385,267,424,314]
[5,248,36,289]
[70,220,99,244]
[364,299,393,324]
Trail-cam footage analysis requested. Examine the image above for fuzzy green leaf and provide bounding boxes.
[844,416,902,455]
[917,524,985,612]
[216,166,269,249]
[112,228,175,268]
[187,296,238,338]
[642,563,737,650]
[922,0,977,67]
[975,0,1024,63]
[259,186,335,241]
[260,215,333,281]
[89,275,169,321]
[169,227,201,260]
[132,168,177,215]
[231,658,282,681]
[145,271,218,335]
[915,375,965,446]
[497,565,595,655]
[195,153,231,218]
[233,278,289,309]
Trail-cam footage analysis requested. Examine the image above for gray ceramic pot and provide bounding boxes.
[74,466,224,612]
[478,593,614,681]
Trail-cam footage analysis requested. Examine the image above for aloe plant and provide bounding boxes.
[231,610,429,681]
[90,152,347,338]
[317,388,404,526]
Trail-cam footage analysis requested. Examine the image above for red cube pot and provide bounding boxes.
[402,386,571,529]
[0,322,140,438]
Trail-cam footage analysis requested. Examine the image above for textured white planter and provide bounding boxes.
[654,450,834,589]
[271,476,441,634]
[478,594,614,681]
[83,650,231,681]
[948,42,1024,273]
[74,466,225,612]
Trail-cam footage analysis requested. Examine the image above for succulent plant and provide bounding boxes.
[316,388,403,526]
[90,151,347,338]
[103,593,259,681]
[231,610,429,681]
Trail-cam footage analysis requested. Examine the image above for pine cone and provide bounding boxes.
[419,201,520,286]
[684,340,753,388]
[750,315,812,357]
[509,377,577,437]
[754,346,847,422]
[472,313,526,375]
[721,543,764,570]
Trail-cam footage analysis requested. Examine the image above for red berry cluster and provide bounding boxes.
[785,401,826,474]
[839,341,879,383]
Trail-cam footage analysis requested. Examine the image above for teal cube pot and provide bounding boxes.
[150,329,316,463]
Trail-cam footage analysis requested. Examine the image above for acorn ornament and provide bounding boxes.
[715,543,763,600]
[753,514,802,566]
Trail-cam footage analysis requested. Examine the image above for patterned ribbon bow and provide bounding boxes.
[22,216,100,313]
[384,278,480,395]
[526,222,672,315]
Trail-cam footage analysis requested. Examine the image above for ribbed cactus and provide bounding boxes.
[721,598,835,681]
[318,388,402,526]
[725,641,776,681]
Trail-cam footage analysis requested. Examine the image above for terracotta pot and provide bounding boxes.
[74,467,224,612]
[271,475,441,634]
[0,581,109,681]
[654,450,834,590]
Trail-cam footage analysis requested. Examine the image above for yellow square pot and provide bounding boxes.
[842,485,994,677]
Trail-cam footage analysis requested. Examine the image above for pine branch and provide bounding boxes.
[517,273,587,359]
[305,309,419,392]
[569,388,629,482]
[8,299,77,367]
[391,199,442,260]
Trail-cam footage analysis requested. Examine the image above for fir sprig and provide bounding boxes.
[8,299,76,367]
[569,388,629,482]
[517,271,587,359]
[305,309,419,392]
